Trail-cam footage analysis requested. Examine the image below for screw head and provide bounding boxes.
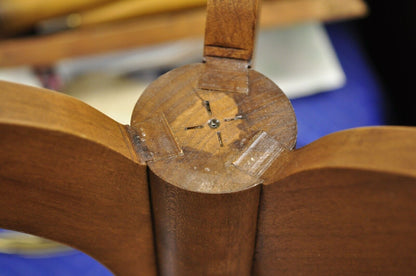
[208,118,220,129]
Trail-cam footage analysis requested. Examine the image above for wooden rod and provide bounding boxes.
[39,0,208,32]
[0,81,156,275]
[203,0,259,61]
[149,171,261,276]
[0,0,368,67]
[0,0,113,35]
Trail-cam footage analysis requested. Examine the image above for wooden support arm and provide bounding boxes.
[0,81,156,275]
[255,127,416,274]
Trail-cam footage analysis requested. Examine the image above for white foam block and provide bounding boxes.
[0,67,42,87]
[57,22,345,99]
[255,22,345,98]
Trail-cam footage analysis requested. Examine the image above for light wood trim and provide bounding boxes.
[0,0,114,35]
[0,0,367,67]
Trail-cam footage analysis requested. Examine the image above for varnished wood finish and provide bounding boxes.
[130,3,296,269]
[130,60,295,274]
[198,56,251,94]
[204,0,259,61]
[254,127,416,275]
[0,0,367,67]
[0,81,156,275]
[3,1,416,275]
[132,63,297,193]
[150,171,261,276]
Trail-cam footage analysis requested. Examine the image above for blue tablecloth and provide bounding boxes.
[292,23,385,148]
[0,22,386,275]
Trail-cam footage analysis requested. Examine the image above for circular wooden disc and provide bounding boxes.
[131,63,296,193]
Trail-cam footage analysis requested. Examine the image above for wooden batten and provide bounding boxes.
[0,0,367,67]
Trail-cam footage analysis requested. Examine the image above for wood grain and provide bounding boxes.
[254,127,416,275]
[0,0,367,67]
[7,2,415,275]
[130,51,296,273]
[0,81,156,275]
[198,56,251,94]
[150,171,261,276]
[131,63,297,193]
[204,0,259,61]
[200,0,257,94]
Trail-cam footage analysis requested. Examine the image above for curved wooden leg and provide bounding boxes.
[0,81,156,275]
[254,127,416,275]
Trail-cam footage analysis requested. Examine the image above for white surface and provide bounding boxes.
[56,22,345,99]
[56,38,203,83]
[0,67,42,87]
[255,22,345,98]
[64,73,147,124]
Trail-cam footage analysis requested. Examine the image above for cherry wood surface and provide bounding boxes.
[0,81,156,275]
[204,0,258,61]
[255,127,416,275]
[150,173,261,275]
[128,1,295,273]
[1,0,416,275]
[130,54,296,276]
[131,63,297,193]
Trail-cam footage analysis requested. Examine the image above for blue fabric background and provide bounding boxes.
[292,23,385,148]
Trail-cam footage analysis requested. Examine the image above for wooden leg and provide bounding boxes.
[255,127,416,275]
[0,81,156,275]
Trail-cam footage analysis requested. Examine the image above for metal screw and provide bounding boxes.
[208,118,220,129]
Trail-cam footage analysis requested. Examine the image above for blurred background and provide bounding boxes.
[0,0,414,274]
